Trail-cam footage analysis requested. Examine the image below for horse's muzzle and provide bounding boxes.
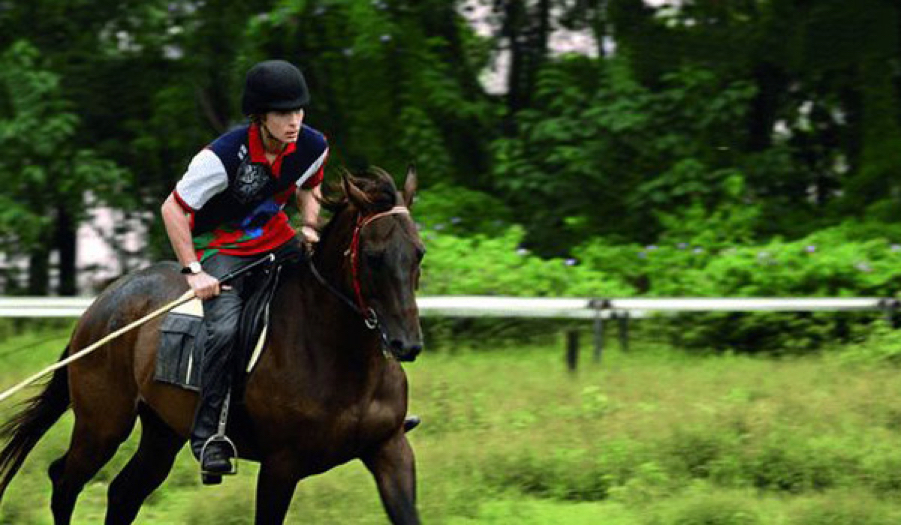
[389,339,422,362]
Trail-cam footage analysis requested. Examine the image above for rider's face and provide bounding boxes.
[263,109,304,143]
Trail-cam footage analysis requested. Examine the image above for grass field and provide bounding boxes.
[1,323,901,524]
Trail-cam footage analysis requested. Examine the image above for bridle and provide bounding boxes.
[308,205,411,332]
[346,206,411,328]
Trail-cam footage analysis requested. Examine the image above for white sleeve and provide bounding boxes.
[175,149,229,210]
[295,147,329,188]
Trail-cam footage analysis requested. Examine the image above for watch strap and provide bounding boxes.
[181,261,202,275]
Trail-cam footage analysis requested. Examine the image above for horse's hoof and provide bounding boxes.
[403,415,421,433]
[201,473,223,485]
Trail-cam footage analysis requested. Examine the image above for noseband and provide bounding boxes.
[308,206,410,331]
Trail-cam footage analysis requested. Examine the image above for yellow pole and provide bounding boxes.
[0,289,195,404]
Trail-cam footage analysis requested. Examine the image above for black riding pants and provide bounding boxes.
[190,239,301,458]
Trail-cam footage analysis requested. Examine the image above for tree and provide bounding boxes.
[238,0,496,188]
[0,42,127,295]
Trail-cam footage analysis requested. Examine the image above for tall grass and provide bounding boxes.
[1,325,900,523]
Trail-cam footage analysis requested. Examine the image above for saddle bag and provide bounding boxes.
[155,312,205,391]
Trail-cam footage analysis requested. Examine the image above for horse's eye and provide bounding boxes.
[365,251,385,270]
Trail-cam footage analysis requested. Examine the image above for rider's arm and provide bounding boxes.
[162,149,229,299]
[297,185,322,244]
[161,194,221,299]
[161,194,198,269]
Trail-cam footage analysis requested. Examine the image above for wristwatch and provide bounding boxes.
[180,261,202,275]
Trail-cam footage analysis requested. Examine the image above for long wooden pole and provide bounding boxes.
[0,290,195,404]
[0,253,277,404]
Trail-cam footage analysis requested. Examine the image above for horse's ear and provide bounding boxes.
[403,163,417,209]
[343,174,372,211]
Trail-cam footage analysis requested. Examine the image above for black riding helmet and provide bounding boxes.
[241,60,310,116]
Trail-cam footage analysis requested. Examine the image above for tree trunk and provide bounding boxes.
[56,204,78,296]
[747,63,786,152]
[501,0,527,135]
[536,0,550,62]
[591,0,609,59]
[27,244,50,296]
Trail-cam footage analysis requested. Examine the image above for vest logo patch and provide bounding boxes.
[233,157,272,205]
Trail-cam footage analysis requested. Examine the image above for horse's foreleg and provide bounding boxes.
[363,432,420,525]
[255,454,300,525]
[105,405,184,525]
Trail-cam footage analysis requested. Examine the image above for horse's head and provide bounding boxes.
[321,165,425,362]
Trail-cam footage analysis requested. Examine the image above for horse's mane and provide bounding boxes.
[310,166,400,268]
[320,166,399,216]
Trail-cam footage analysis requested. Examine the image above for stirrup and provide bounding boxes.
[199,388,237,485]
[200,434,239,479]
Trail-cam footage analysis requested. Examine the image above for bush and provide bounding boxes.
[421,226,634,297]
[789,492,901,525]
[480,439,653,502]
[663,426,741,481]
[413,183,514,237]
[861,444,901,496]
[839,319,901,364]
[419,219,901,352]
[645,489,761,525]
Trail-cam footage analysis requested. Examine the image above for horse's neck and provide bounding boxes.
[270,247,384,382]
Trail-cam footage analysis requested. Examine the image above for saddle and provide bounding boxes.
[154,261,285,393]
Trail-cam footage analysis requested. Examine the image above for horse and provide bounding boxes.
[0,166,425,524]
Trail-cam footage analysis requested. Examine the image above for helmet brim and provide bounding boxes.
[242,96,309,116]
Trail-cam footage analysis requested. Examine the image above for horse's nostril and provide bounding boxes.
[390,340,423,361]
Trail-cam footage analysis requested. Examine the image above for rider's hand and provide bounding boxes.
[300,225,319,257]
[186,271,221,300]
[300,225,320,245]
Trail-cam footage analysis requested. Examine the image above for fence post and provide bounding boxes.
[590,298,609,363]
[566,330,579,372]
[617,311,630,352]
[880,298,900,328]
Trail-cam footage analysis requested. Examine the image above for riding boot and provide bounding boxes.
[190,303,241,475]
[404,415,421,433]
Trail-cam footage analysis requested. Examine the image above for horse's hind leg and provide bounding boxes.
[363,432,421,525]
[49,413,136,525]
[105,404,184,525]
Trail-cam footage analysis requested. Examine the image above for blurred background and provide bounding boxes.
[2,0,901,300]
[3,0,901,523]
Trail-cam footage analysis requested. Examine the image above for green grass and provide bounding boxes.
[1,326,901,523]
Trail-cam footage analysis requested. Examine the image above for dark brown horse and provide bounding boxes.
[0,166,425,524]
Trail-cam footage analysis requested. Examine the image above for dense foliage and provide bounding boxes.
[1,0,900,348]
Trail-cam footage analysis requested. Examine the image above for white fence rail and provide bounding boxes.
[4,295,897,369]
[1,296,896,318]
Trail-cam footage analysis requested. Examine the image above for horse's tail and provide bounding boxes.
[0,346,71,502]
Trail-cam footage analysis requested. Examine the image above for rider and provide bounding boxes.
[161,59,326,476]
